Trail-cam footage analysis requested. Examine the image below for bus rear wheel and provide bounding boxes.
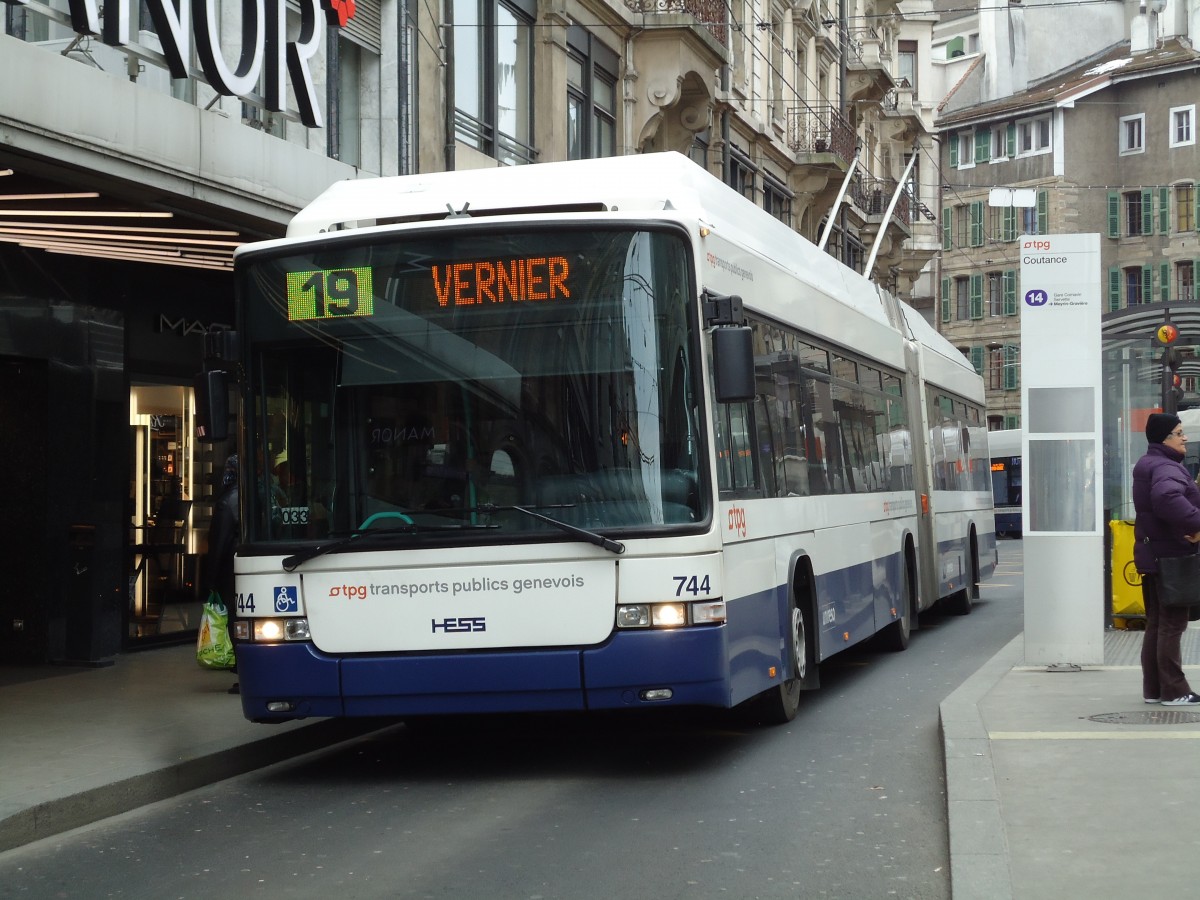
[878,557,912,651]
[945,544,977,616]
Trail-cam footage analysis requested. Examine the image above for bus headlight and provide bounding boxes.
[615,600,725,629]
[242,618,311,642]
[651,603,687,627]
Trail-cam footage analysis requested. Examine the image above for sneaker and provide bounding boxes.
[1161,693,1200,706]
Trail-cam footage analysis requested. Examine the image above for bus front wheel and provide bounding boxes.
[744,587,817,725]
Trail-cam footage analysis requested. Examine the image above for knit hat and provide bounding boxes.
[1146,413,1182,444]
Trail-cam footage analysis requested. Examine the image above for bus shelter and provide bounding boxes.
[1102,301,1200,624]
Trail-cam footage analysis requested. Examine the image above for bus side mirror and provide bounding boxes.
[194,369,229,442]
[712,326,755,403]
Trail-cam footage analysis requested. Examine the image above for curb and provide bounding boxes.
[940,634,1023,900]
[0,718,395,853]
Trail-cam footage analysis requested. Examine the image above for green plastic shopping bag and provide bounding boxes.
[196,590,236,669]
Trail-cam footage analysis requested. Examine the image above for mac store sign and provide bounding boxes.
[2,0,354,128]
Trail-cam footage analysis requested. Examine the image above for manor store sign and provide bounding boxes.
[3,0,356,128]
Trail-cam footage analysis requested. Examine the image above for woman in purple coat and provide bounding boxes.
[1132,413,1200,705]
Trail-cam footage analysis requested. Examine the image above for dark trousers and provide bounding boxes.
[1141,573,1193,701]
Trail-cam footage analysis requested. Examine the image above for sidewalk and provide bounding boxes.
[943,625,1200,900]
[0,644,393,853]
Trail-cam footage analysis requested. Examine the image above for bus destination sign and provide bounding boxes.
[286,267,375,321]
[431,256,571,307]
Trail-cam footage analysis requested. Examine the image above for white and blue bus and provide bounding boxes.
[988,429,1022,538]
[202,153,995,725]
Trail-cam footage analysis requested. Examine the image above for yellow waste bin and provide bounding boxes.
[1110,519,1145,628]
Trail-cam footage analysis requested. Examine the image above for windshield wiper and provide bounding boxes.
[476,503,625,555]
[281,522,496,571]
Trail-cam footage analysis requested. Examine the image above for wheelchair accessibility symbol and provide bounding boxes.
[274,586,299,613]
[1025,289,1049,307]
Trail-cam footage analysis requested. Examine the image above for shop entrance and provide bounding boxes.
[128,382,221,640]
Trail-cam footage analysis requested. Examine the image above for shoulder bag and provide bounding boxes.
[1156,553,1200,608]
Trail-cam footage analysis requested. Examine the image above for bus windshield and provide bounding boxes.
[238,225,705,549]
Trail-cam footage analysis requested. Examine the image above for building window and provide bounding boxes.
[957,133,973,168]
[1120,113,1145,155]
[988,272,1004,316]
[988,206,1004,243]
[955,277,970,320]
[1125,190,1149,236]
[897,40,917,89]
[988,347,1005,391]
[1179,262,1197,301]
[1016,115,1050,155]
[328,36,362,166]
[454,0,536,166]
[991,127,1007,160]
[1170,105,1195,148]
[1176,183,1196,232]
[954,203,968,247]
[763,177,792,226]
[566,28,618,160]
[729,152,756,202]
[1125,266,1145,305]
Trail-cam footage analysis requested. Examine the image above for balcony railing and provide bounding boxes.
[786,105,855,163]
[849,177,912,227]
[624,0,729,48]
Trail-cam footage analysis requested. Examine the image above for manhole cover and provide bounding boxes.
[1088,710,1200,725]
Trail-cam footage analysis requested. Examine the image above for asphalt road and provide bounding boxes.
[0,542,1025,900]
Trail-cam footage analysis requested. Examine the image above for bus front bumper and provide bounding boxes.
[234,627,731,721]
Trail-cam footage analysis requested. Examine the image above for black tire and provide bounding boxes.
[945,544,977,616]
[878,555,912,651]
[744,585,818,725]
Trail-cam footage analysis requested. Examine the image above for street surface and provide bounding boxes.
[1,543,1024,899]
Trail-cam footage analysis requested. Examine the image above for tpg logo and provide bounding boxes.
[1022,239,1052,250]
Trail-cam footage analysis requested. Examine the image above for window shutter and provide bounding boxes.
[1108,267,1121,310]
[1194,183,1200,232]
[1142,188,1153,234]
[1037,190,1048,235]
[949,134,959,168]
[1195,260,1200,300]
[1005,414,1019,429]
[974,130,989,164]
[1003,270,1017,315]
[1006,123,1016,158]
[970,346,984,374]
[341,0,382,52]
[970,201,984,247]
[1003,345,1019,390]
[1003,207,1016,241]
[1160,187,1170,234]
[941,277,951,322]
[969,274,984,319]
[1161,262,1171,302]
[1107,192,1120,238]
[1142,265,1152,303]
[942,207,952,249]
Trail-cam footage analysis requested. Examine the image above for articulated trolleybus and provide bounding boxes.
[205,152,995,725]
